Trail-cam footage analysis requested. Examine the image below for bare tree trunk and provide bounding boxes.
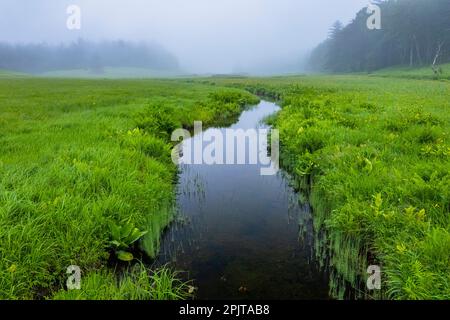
[410,46,414,67]
[431,41,444,76]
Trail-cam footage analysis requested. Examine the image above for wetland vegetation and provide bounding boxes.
[0,76,257,299]
[1,0,449,302]
[209,74,450,299]
[1,70,448,300]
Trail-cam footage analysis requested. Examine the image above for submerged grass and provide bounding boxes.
[0,77,258,299]
[209,74,450,300]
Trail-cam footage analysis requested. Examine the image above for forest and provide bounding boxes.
[0,39,179,74]
[309,0,450,73]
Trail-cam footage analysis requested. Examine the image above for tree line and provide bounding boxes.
[309,0,450,73]
[0,39,179,74]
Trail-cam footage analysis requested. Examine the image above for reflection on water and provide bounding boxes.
[156,101,329,300]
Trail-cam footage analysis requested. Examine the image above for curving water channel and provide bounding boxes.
[156,100,329,300]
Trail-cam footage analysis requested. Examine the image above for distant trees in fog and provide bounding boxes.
[0,39,179,74]
[309,0,450,72]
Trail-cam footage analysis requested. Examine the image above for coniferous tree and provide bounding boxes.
[309,0,450,73]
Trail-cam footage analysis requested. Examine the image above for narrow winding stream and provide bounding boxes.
[156,100,329,299]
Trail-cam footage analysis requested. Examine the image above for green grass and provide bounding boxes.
[371,63,450,81]
[2,71,449,300]
[52,264,193,300]
[0,76,258,299]
[208,75,450,299]
[0,69,29,78]
[39,67,185,79]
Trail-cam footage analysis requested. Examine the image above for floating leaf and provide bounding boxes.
[117,251,134,262]
[238,286,248,293]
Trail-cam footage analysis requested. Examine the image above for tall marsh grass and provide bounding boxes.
[0,77,258,299]
[209,75,450,300]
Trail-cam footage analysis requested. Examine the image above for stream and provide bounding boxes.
[156,100,329,300]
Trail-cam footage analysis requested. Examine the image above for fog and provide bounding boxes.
[0,0,369,74]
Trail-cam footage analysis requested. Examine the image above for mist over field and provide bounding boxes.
[0,0,368,74]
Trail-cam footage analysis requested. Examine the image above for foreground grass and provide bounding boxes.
[209,75,450,299]
[53,264,192,300]
[0,77,258,299]
[2,71,448,300]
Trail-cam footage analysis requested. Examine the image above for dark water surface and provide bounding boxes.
[156,101,329,300]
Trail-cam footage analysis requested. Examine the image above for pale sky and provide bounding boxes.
[0,0,370,73]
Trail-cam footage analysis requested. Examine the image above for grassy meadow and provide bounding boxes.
[209,74,450,299]
[371,63,450,81]
[0,69,449,300]
[0,75,258,299]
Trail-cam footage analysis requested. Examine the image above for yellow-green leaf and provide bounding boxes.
[117,251,134,262]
